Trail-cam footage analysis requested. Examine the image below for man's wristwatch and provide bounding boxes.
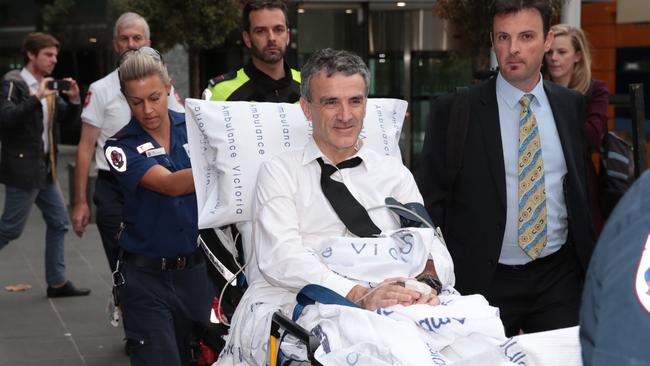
[416,273,442,295]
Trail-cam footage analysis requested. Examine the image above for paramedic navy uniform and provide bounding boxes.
[580,170,650,365]
[104,110,212,366]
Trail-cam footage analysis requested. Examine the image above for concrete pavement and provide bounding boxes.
[0,146,129,366]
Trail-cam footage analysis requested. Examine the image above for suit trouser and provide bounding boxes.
[486,243,582,337]
[0,183,69,285]
[93,171,123,272]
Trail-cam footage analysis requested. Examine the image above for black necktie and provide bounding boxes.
[317,157,381,237]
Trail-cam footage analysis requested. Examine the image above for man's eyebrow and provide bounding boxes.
[319,96,338,104]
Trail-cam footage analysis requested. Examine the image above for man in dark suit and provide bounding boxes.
[417,0,595,337]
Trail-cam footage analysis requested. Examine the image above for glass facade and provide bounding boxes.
[0,1,474,159]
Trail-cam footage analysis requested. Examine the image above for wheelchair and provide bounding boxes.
[184,98,584,366]
[197,226,322,366]
[195,194,437,365]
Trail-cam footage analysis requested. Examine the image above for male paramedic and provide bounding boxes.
[202,0,300,102]
[215,48,454,365]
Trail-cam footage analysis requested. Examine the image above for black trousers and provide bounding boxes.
[120,261,214,366]
[486,243,583,337]
[93,171,123,272]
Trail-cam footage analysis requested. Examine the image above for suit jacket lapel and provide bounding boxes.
[478,78,507,209]
[544,80,577,179]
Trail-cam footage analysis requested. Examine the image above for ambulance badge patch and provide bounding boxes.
[105,146,127,172]
[83,90,92,108]
[634,233,650,314]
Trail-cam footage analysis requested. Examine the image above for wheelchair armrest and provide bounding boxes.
[270,311,322,366]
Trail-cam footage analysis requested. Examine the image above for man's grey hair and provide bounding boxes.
[113,12,150,40]
[300,48,370,102]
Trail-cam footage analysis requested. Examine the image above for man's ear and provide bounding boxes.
[299,97,311,121]
[544,30,554,53]
[242,31,252,49]
[26,51,36,63]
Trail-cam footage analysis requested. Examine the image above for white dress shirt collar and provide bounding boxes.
[20,68,50,152]
[20,68,39,93]
[302,138,372,172]
[496,72,546,110]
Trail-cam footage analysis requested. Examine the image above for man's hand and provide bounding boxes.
[35,77,56,100]
[60,77,81,104]
[346,277,438,310]
[413,287,440,306]
[71,202,90,237]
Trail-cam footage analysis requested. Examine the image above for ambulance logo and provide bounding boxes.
[634,234,650,314]
[105,146,127,172]
[83,90,92,108]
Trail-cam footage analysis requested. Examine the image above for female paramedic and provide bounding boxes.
[104,47,212,365]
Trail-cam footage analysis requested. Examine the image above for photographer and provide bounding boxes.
[0,32,90,298]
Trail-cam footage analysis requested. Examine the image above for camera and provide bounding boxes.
[47,79,71,91]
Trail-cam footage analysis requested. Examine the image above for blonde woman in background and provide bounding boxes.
[546,23,609,234]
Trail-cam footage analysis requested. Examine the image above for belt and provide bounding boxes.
[121,250,204,271]
[98,170,118,183]
[497,242,570,271]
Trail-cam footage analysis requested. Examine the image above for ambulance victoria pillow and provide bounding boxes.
[185,98,407,229]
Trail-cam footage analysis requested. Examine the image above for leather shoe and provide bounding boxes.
[47,281,91,298]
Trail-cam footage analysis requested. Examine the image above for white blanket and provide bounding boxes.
[297,295,530,365]
[215,228,535,365]
[291,228,530,365]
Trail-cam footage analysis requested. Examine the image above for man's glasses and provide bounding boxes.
[119,46,164,66]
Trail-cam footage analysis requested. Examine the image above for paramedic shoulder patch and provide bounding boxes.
[635,233,650,314]
[83,90,92,108]
[105,146,127,172]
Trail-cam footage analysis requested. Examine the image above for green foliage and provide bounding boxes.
[433,0,565,52]
[111,0,241,52]
[43,0,85,44]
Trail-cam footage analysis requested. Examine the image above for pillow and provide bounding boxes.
[185,98,407,229]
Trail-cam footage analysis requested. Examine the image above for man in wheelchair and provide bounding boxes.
[214,49,525,365]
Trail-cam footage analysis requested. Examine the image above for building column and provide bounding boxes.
[561,0,582,27]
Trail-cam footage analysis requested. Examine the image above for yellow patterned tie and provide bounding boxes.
[518,94,547,259]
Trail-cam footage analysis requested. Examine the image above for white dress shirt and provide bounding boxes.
[20,68,49,153]
[247,138,423,301]
[496,73,568,265]
[81,69,184,171]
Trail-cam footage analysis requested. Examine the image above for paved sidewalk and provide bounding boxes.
[0,146,129,366]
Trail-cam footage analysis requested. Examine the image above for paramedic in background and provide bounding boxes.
[71,12,183,273]
[202,0,300,102]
